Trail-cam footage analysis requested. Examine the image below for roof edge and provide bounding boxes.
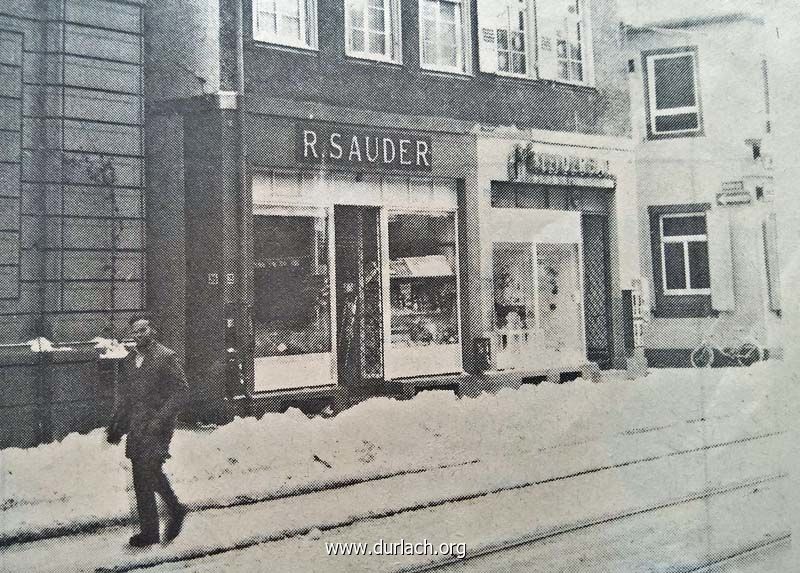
[627,12,764,32]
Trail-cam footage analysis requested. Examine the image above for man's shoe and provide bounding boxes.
[164,503,188,543]
[129,533,159,548]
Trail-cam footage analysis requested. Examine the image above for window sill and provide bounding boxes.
[419,66,473,80]
[646,129,706,142]
[479,72,598,92]
[651,295,717,319]
[344,52,403,67]
[247,39,319,56]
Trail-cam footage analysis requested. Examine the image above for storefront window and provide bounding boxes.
[388,211,459,349]
[252,212,331,359]
[492,240,584,370]
[493,243,535,329]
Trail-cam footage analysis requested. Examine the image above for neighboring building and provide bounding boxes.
[146,0,640,422]
[626,13,782,367]
[0,0,147,446]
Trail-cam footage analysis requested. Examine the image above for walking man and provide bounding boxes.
[107,313,189,547]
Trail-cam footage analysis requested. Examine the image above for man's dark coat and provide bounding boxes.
[109,342,188,462]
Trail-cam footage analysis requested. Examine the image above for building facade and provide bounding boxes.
[0,0,146,447]
[147,0,639,421]
[626,13,782,367]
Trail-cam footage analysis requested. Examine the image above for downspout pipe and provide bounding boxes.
[230,0,253,407]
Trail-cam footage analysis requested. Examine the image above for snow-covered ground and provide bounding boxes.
[0,364,788,546]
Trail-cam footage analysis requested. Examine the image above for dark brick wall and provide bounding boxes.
[219,0,631,137]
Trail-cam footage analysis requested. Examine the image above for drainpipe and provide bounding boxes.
[227,0,253,409]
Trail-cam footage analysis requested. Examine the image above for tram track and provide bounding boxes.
[96,427,783,572]
[0,410,752,547]
[390,474,788,573]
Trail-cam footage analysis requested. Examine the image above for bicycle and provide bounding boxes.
[690,325,763,368]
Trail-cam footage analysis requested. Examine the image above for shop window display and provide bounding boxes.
[492,241,584,370]
[252,213,331,360]
[386,211,461,378]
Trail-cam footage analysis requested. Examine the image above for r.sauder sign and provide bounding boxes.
[296,124,432,172]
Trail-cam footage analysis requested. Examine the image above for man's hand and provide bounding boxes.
[106,426,122,445]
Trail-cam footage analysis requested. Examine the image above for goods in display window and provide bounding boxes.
[252,212,334,392]
[385,211,462,378]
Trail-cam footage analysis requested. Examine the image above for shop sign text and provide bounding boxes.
[510,143,613,181]
[297,124,432,172]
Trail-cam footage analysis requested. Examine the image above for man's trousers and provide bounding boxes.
[131,456,181,539]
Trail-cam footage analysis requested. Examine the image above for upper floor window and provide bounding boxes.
[477,0,593,84]
[644,48,703,138]
[478,0,531,77]
[253,0,318,49]
[345,0,401,62]
[419,0,470,73]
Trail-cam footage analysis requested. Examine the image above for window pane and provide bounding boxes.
[497,29,508,50]
[493,243,534,329]
[663,242,687,290]
[662,215,706,237]
[653,55,696,109]
[368,6,385,32]
[253,214,331,358]
[349,5,364,28]
[389,212,459,346]
[655,113,699,133]
[368,32,386,54]
[351,31,365,51]
[422,40,436,65]
[498,51,509,71]
[512,53,526,74]
[688,241,710,289]
[281,15,301,39]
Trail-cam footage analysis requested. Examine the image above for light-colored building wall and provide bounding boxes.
[627,15,781,361]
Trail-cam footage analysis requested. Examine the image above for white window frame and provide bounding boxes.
[253,0,318,50]
[659,213,711,296]
[494,0,532,78]
[418,0,471,74]
[345,0,401,63]
[554,0,590,85]
[646,50,702,136]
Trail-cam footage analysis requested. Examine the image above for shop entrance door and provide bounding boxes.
[334,205,384,385]
[582,213,613,368]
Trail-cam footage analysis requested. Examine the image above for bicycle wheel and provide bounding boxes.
[691,344,714,368]
[736,342,762,367]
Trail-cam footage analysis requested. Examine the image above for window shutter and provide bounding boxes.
[477,0,500,73]
[763,213,781,311]
[535,0,563,80]
[707,209,735,311]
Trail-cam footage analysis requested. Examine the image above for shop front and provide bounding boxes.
[248,120,469,393]
[466,130,639,374]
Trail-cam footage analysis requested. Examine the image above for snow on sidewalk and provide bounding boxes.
[0,413,784,572]
[0,364,786,542]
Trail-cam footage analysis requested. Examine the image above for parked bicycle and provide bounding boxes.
[690,323,763,368]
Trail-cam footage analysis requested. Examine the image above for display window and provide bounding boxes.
[488,208,586,371]
[252,207,335,391]
[384,210,462,379]
[492,241,584,370]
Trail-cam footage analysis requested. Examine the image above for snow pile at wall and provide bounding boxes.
[0,363,784,540]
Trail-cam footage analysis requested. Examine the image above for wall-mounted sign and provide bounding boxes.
[296,123,432,172]
[509,143,613,181]
[717,181,751,206]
